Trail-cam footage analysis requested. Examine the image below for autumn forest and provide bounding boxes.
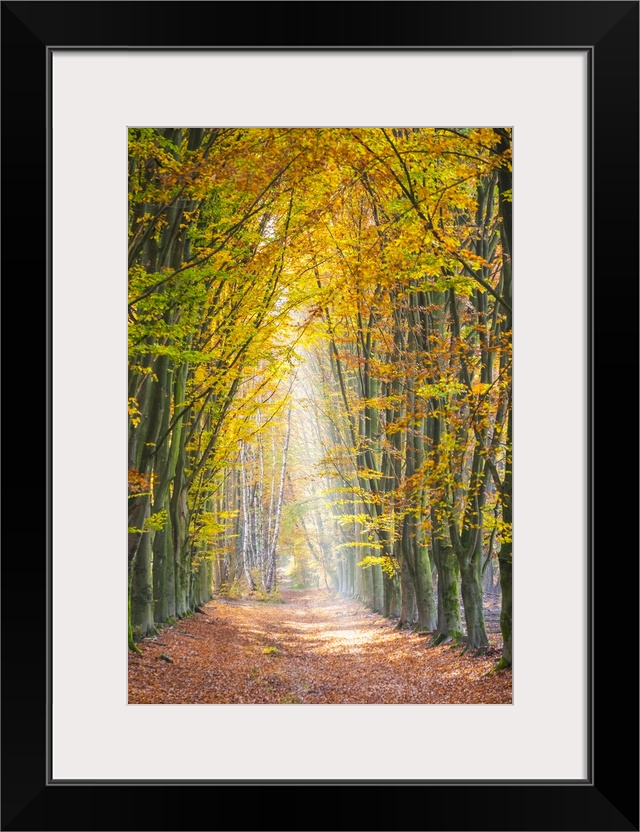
[128,127,512,704]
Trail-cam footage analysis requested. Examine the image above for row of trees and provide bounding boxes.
[128,127,512,666]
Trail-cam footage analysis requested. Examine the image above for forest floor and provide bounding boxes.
[128,588,512,704]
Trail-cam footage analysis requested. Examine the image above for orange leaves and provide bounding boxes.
[128,589,511,705]
[128,468,156,494]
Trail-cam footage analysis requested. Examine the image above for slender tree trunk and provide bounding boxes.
[265,408,292,592]
[240,444,257,591]
[495,128,513,667]
[371,563,383,613]
[383,572,401,618]
[498,407,513,667]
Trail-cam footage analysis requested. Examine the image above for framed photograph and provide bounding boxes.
[2,2,637,830]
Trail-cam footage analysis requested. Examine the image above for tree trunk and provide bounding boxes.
[495,128,512,667]
[171,475,191,617]
[130,527,156,639]
[433,540,463,640]
[383,572,401,619]
[459,558,488,649]
[264,408,291,592]
[399,547,417,626]
[371,563,383,613]
[498,407,513,667]
[414,539,437,631]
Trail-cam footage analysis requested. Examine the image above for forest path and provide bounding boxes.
[128,589,511,704]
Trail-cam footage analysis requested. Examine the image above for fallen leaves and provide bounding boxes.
[128,589,512,705]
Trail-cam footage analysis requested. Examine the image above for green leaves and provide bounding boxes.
[416,379,468,399]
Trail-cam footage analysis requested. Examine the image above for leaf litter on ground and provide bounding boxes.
[128,589,512,704]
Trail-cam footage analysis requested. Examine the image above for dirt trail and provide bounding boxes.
[128,589,511,704]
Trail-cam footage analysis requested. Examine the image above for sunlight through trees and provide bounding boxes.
[128,127,512,667]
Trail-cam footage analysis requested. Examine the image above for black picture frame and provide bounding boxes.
[2,2,638,830]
